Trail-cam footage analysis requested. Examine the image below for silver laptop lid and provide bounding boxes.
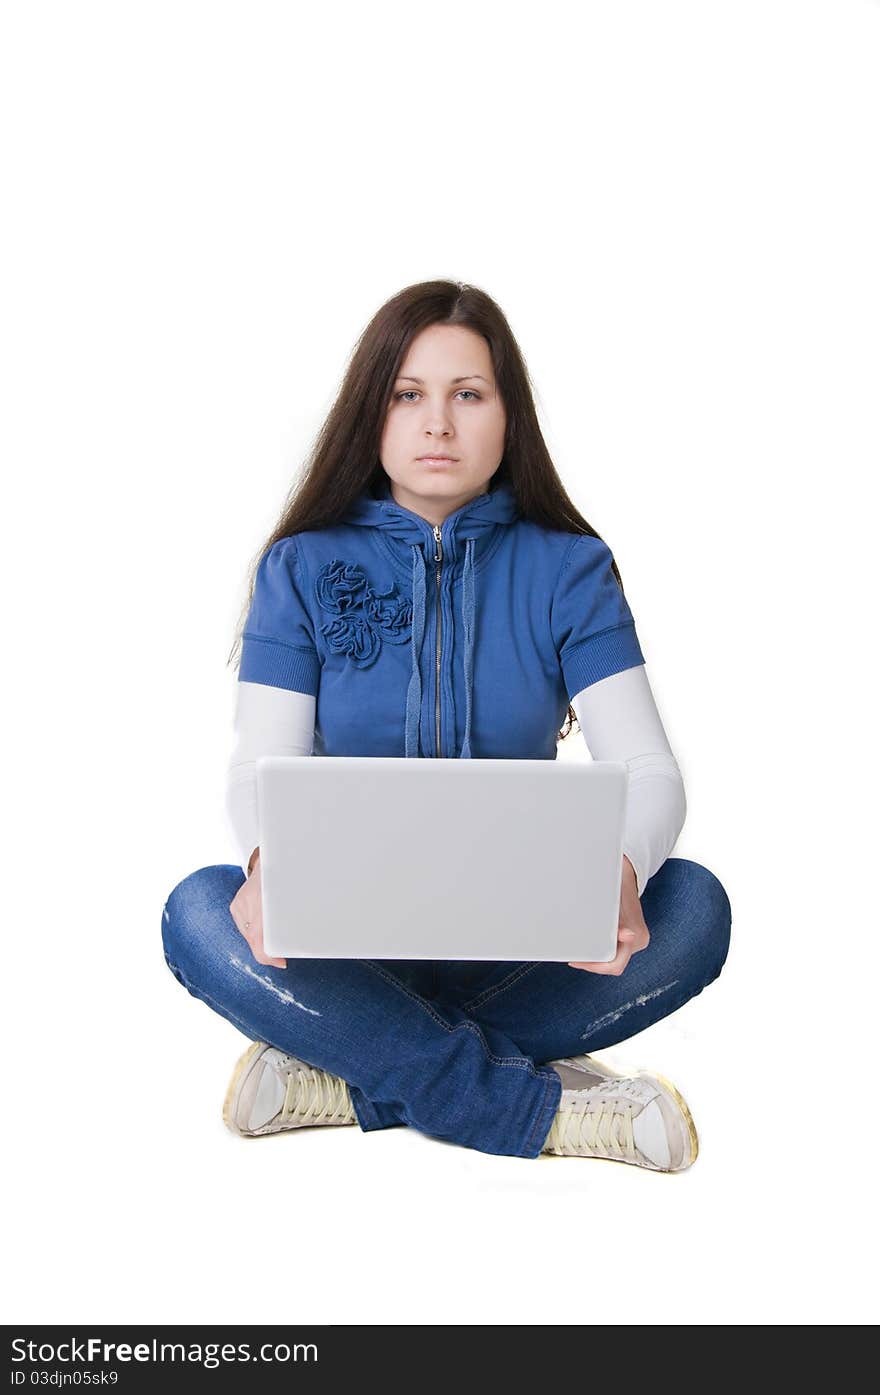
[257,757,627,962]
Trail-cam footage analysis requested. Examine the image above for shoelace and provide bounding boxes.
[544,1099,638,1160]
[280,1065,355,1126]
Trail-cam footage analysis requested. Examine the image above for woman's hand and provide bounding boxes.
[568,856,650,976]
[228,849,287,969]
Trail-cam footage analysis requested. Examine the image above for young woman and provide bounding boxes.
[161,280,732,1173]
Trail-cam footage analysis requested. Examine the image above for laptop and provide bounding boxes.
[256,756,628,962]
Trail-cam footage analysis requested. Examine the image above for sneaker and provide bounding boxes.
[541,1053,699,1172]
[222,1041,357,1138]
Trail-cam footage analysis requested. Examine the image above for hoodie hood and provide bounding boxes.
[341,475,520,758]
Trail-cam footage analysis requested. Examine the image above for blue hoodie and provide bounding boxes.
[239,474,645,760]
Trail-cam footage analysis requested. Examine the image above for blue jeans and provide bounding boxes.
[161,857,731,1159]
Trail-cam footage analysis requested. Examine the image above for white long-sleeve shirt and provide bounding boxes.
[224,663,686,899]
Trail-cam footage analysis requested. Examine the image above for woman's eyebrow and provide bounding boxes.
[395,374,490,384]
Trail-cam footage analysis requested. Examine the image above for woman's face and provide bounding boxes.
[379,323,507,525]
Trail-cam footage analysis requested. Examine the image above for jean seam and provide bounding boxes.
[459,961,541,1013]
[524,1071,563,1155]
[359,958,458,1030]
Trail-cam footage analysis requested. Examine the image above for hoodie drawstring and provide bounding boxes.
[460,537,475,759]
[403,536,476,759]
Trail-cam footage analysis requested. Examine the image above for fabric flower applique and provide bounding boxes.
[315,559,413,669]
[314,560,367,614]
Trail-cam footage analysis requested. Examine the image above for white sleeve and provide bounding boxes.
[224,681,316,876]
[571,664,686,898]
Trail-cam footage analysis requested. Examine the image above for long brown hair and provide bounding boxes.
[227,279,631,744]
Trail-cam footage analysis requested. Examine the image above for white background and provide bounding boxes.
[3,0,877,1327]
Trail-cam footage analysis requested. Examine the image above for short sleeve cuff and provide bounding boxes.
[240,633,321,696]
[561,622,644,700]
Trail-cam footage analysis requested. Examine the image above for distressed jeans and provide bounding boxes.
[161,856,732,1159]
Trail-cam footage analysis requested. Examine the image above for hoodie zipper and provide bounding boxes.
[433,524,442,757]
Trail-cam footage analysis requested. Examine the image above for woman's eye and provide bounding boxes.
[395,389,481,402]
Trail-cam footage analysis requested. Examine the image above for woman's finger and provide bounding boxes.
[254,951,288,969]
[620,924,651,953]
[626,925,650,954]
[570,922,642,974]
[569,945,633,975]
[247,924,286,970]
[255,939,288,969]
